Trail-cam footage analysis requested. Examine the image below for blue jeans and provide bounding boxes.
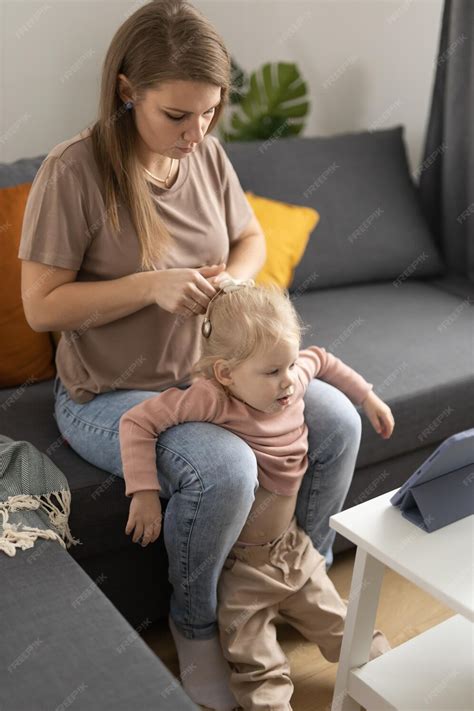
[53,375,361,639]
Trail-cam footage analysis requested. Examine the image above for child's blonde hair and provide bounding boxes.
[190,282,310,381]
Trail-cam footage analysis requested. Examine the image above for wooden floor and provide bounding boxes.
[141,546,454,710]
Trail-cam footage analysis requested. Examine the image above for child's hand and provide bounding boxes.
[361,391,395,439]
[125,490,162,546]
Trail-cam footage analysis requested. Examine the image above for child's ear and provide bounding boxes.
[213,359,233,386]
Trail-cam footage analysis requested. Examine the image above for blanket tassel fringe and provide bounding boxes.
[0,491,82,557]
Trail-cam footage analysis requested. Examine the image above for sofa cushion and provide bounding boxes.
[0,182,56,387]
[428,272,474,302]
[223,126,446,291]
[246,191,319,288]
[293,276,473,469]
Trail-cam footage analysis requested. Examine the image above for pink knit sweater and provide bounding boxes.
[119,346,373,498]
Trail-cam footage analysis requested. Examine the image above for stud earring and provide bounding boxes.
[125,101,133,110]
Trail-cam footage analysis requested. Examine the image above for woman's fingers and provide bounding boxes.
[196,262,226,283]
[193,269,224,299]
[183,284,216,316]
[191,278,217,308]
[187,289,208,313]
[176,265,227,317]
[180,301,203,318]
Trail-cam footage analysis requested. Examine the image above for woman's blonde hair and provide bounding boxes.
[190,283,311,381]
[89,0,231,271]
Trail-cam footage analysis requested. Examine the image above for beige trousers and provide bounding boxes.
[217,516,391,711]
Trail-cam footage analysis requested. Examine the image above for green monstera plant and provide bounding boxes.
[219,58,310,142]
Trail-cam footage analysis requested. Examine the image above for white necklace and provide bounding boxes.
[143,158,176,188]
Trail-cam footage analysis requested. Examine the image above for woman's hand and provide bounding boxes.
[125,490,163,547]
[206,269,233,289]
[361,391,395,439]
[150,263,227,317]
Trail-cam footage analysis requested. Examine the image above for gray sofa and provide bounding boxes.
[1,124,473,632]
[0,540,199,710]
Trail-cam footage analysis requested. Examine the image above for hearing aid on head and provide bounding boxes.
[201,278,255,338]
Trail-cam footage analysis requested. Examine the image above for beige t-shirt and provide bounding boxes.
[18,126,254,403]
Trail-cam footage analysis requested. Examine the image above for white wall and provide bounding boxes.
[0,0,444,173]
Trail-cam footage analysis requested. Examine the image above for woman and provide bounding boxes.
[18,2,362,709]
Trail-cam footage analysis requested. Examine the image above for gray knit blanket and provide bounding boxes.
[0,435,81,557]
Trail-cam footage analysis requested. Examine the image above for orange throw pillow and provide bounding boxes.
[0,182,56,388]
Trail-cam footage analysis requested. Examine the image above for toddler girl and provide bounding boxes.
[119,278,394,710]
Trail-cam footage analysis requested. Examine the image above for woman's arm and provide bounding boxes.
[21,260,225,332]
[215,214,267,282]
[21,260,156,332]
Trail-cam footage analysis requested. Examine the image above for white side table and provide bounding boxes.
[329,488,474,711]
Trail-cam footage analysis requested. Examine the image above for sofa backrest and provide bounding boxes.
[223,125,446,293]
[0,155,46,189]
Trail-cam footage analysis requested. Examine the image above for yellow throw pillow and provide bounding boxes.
[245,192,319,289]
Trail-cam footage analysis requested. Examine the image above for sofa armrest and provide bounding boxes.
[0,541,199,710]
